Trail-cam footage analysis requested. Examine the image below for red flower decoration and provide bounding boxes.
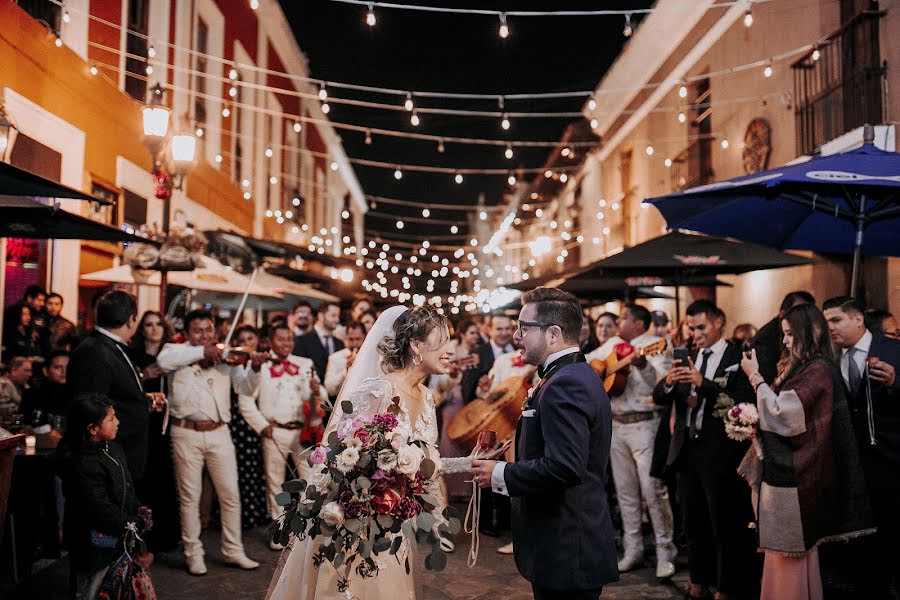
[372,489,402,515]
[614,341,635,360]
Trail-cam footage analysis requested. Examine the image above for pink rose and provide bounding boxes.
[309,446,328,465]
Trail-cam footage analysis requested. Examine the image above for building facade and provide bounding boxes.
[514,0,898,325]
[1,0,365,326]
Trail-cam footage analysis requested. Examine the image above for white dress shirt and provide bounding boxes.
[315,325,337,355]
[840,330,872,385]
[686,336,729,431]
[490,345,581,495]
[239,354,327,434]
[476,351,537,399]
[605,333,668,415]
[157,343,259,422]
[323,348,352,397]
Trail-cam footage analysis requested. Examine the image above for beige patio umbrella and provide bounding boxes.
[81,256,283,298]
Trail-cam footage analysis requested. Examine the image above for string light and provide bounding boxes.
[664,158,672,167]
[500,113,511,131]
[249,0,259,9]
[588,96,597,111]
[365,129,373,145]
[366,3,376,26]
[454,172,463,184]
[504,145,514,159]
[678,112,686,123]
[811,48,820,61]
[721,138,730,149]
[498,13,509,39]
[394,168,403,180]
[321,102,331,114]
[147,45,156,58]
[396,220,404,229]
[55,37,63,47]
[437,139,445,153]
[450,225,459,234]
[62,9,70,23]
[410,110,420,126]
[622,13,633,37]
[422,209,430,218]
[404,93,414,112]
[229,86,237,98]
[265,147,274,158]
[645,145,654,156]
[743,9,753,27]
[196,128,204,137]
[222,107,231,117]
[293,122,302,132]
[507,174,517,186]
[678,84,688,98]
[319,85,328,101]
[590,118,599,129]
[229,68,238,80]
[89,65,98,75]
[763,63,773,78]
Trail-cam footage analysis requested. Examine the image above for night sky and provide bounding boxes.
[277,0,652,246]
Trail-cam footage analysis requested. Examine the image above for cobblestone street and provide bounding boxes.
[5,525,687,600]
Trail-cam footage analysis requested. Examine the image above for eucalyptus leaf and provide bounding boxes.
[341,400,354,414]
[274,492,292,507]
[401,520,415,541]
[389,536,404,555]
[420,458,436,479]
[291,516,306,535]
[447,517,461,535]
[376,514,393,530]
[372,537,392,554]
[359,539,371,559]
[281,479,306,493]
[344,518,361,534]
[419,493,439,507]
[417,512,435,532]
[428,549,447,571]
[334,550,344,568]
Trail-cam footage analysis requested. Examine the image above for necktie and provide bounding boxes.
[324,335,333,355]
[688,349,713,439]
[847,347,862,396]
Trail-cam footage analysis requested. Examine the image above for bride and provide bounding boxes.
[267,305,496,600]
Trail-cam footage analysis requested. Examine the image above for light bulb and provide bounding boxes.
[422,209,430,218]
[743,10,753,27]
[590,118,599,129]
[501,114,510,130]
[454,173,463,184]
[623,14,633,37]
[410,111,420,126]
[90,65,98,75]
[646,145,654,156]
[229,68,238,80]
[222,107,231,118]
[498,13,509,39]
[293,122,301,132]
[450,225,458,234]
[394,168,402,180]
[265,147,273,158]
[404,93,414,112]
[588,97,597,111]
[396,221,404,230]
[437,139,445,153]
[664,158,672,167]
[507,174,517,186]
[560,173,568,183]
[249,0,259,9]
[215,154,223,164]
[145,65,154,75]
[269,176,278,184]
[55,37,63,47]
[62,10,70,23]
[763,65,773,78]
[147,45,156,58]
[679,85,688,98]
[479,211,487,221]
[505,146,513,159]
[321,102,330,114]
[365,130,372,145]
[721,139,730,149]
[229,86,237,97]
[331,161,339,171]
[678,112,686,123]
[366,4,376,27]
[319,86,328,101]
[196,128,203,137]
[292,197,301,206]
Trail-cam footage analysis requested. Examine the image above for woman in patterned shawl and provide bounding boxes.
[740,303,875,600]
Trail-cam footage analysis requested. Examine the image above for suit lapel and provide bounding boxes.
[98,332,143,392]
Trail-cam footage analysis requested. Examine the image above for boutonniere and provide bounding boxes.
[522,385,537,411]
[713,364,740,387]
[712,392,735,419]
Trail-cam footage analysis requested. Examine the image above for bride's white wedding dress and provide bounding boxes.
[266,307,472,600]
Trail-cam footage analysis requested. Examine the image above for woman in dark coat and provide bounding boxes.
[130,310,181,552]
[740,304,875,600]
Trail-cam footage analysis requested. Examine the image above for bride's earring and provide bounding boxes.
[412,353,423,366]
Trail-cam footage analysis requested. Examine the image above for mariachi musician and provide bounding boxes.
[585,303,677,579]
[238,322,327,542]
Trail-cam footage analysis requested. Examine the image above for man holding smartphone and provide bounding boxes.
[653,300,759,600]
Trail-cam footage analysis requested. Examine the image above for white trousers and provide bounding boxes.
[170,424,246,561]
[610,416,677,562]
[261,426,312,521]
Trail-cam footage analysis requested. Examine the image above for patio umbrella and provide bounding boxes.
[0,197,150,244]
[644,127,900,297]
[81,257,282,298]
[0,162,106,203]
[568,230,813,317]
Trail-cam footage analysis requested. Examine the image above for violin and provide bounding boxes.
[299,367,326,446]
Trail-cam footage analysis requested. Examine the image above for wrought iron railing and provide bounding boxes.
[670,138,714,191]
[792,10,886,156]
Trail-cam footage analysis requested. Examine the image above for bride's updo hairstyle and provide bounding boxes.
[378,305,449,372]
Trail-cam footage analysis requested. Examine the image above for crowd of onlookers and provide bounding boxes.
[1,285,898,599]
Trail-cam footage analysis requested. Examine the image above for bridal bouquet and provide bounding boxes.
[270,400,460,592]
[713,393,759,441]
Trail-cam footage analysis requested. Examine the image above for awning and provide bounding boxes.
[0,162,108,203]
[0,197,154,244]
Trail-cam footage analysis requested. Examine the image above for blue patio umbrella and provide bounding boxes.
[644,126,900,297]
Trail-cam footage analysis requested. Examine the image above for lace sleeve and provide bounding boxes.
[439,456,474,474]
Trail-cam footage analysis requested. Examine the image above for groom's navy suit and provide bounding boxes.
[502,352,618,597]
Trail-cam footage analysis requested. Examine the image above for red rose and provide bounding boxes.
[354,429,369,445]
[372,489,402,515]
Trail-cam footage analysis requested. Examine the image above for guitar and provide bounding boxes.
[299,367,326,446]
[590,339,668,396]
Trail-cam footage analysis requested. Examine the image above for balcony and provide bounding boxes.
[792,9,886,156]
[670,137,714,191]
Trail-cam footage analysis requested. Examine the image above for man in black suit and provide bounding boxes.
[472,287,618,600]
[68,290,163,479]
[823,296,900,597]
[754,291,815,382]
[293,301,343,382]
[461,314,515,405]
[652,300,759,600]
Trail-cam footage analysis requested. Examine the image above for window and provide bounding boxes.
[123,189,147,230]
[16,0,61,34]
[89,182,119,227]
[124,0,150,102]
[194,19,209,126]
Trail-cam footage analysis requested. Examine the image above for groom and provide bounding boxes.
[472,287,618,599]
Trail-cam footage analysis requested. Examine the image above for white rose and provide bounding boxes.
[345,437,364,451]
[376,449,397,471]
[396,444,425,477]
[336,447,360,473]
[320,501,345,527]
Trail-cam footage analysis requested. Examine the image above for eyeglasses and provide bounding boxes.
[515,321,557,336]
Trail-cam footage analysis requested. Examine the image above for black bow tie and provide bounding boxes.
[537,351,585,379]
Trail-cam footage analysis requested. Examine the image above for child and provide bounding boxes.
[59,393,146,599]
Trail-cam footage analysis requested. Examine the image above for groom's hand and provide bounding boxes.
[471,459,498,489]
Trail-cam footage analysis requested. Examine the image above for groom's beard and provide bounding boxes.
[523,338,548,366]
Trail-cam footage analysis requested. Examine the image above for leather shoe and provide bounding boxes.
[225,554,260,570]
[439,537,455,553]
[617,555,643,572]
[186,556,207,576]
[497,542,514,555]
[656,559,676,579]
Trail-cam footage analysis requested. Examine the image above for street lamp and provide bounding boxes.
[0,95,19,163]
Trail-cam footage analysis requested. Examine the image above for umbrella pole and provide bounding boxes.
[850,195,866,300]
[674,271,682,322]
[223,267,258,348]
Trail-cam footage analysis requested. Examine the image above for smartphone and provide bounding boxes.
[673,346,689,365]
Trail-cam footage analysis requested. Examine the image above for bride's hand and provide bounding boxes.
[475,440,511,461]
